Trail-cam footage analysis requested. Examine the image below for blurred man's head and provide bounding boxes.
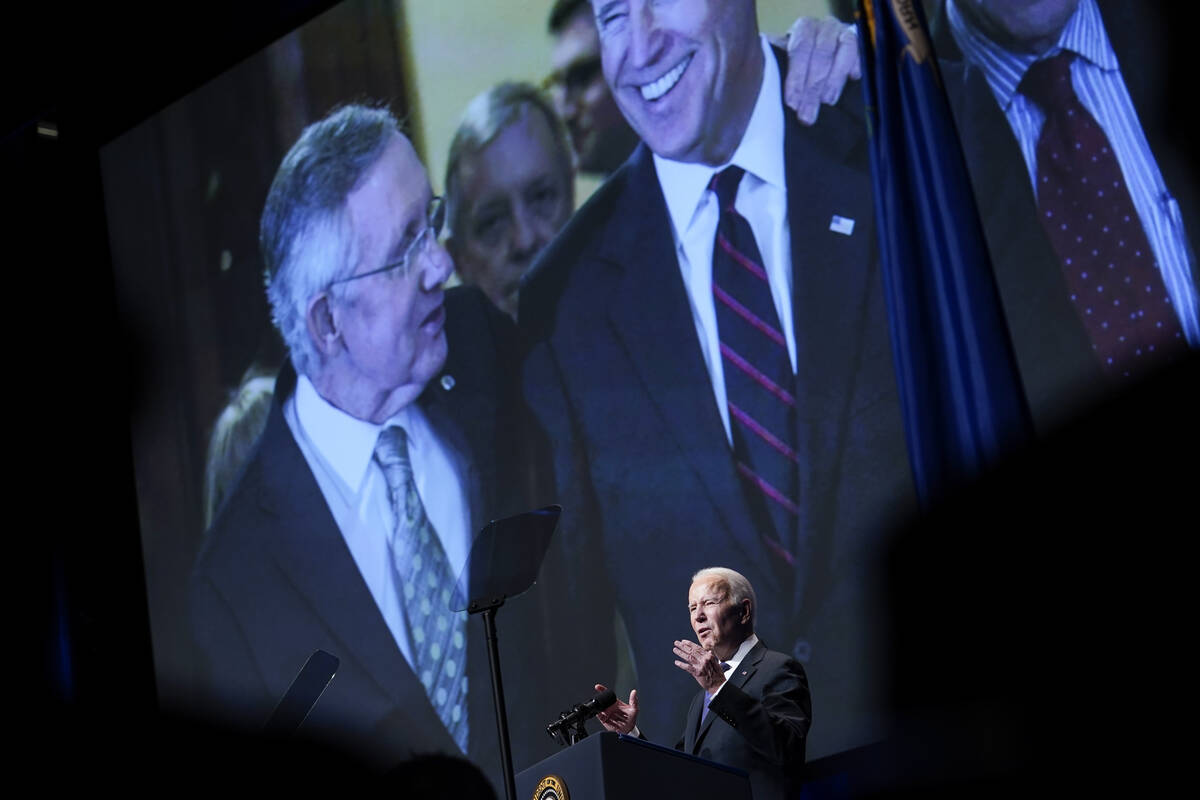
[951,0,1080,54]
[445,83,574,319]
[203,367,275,529]
[547,0,641,175]
[591,0,763,166]
[262,104,453,421]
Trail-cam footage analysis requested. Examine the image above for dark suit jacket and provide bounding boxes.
[679,640,811,800]
[190,287,555,779]
[933,0,1200,430]
[520,49,913,757]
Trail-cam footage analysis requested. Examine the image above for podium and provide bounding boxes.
[516,731,751,799]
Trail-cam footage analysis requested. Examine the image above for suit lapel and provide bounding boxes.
[254,369,454,742]
[692,641,766,752]
[780,78,878,616]
[683,691,704,754]
[692,689,719,750]
[1098,0,1200,292]
[945,62,1107,418]
[417,381,504,765]
[420,388,485,540]
[599,145,776,581]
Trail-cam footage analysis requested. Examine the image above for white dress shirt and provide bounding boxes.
[654,34,795,444]
[947,0,1200,346]
[283,374,472,666]
[707,632,760,702]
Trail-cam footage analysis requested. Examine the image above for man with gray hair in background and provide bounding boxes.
[595,566,811,800]
[190,102,553,778]
[445,82,575,319]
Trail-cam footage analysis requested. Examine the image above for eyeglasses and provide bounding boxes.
[541,55,604,97]
[330,196,446,285]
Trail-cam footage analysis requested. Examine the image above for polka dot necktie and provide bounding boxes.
[710,166,799,568]
[1020,51,1187,379]
[374,426,469,753]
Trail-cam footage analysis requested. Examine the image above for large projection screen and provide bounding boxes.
[94,0,1195,787]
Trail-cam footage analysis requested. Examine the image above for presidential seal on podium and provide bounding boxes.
[532,774,569,800]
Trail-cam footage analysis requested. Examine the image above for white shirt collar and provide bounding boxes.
[947,0,1117,111]
[293,372,416,490]
[724,632,760,670]
[655,34,786,236]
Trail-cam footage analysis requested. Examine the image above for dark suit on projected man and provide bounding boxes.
[190,105,553,777]
[520,0,912,757]
[931,0,1200,428]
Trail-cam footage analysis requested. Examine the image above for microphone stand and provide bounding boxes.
[547,705,591,748]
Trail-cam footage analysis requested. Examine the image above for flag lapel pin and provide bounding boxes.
[829,215,855,236]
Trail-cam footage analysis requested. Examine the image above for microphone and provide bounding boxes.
[546,687,617,744]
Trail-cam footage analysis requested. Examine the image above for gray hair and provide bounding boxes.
[443,82,573,242]
[547,0,590,33]
[692,567,757,629]
[260,103,401,378]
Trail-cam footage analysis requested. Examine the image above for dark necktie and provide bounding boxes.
[710,166,799,566]
[1020,51,1187,379]
[374,426,469,753]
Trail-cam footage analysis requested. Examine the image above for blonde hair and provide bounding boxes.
[203,372,275,529]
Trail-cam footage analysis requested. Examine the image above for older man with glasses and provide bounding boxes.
[189,103,555,783]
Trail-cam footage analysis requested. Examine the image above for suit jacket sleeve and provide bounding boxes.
[519,330,619,695]
[704,656,811,766]
[190,572,274,727]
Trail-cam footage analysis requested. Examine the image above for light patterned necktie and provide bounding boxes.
[374,425,469,753]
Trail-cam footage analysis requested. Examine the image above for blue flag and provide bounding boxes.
[855,0,1034,507]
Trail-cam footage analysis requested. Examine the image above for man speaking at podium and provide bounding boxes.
[593,568,811,800]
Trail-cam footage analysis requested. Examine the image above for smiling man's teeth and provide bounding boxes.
[639,55,692,101]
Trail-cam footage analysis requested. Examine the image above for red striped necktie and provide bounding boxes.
[710,165,799,567]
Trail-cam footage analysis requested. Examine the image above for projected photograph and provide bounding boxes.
[98,0,1197,794]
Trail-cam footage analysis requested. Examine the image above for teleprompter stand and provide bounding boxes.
[451,505,561,800]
